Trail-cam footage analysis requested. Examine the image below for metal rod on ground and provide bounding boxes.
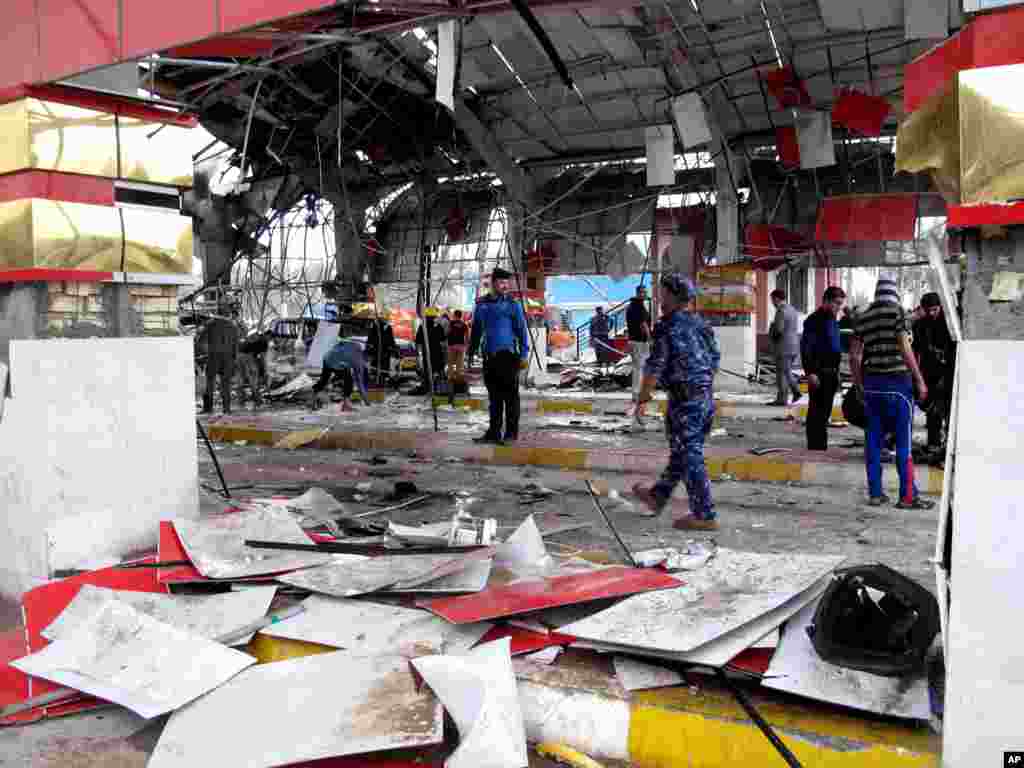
[585,480,638,568]
[716,669,804,768]
[0,606,307,720]
[354,494,432,518]
[245,539,489,555]
[196,419,231,499]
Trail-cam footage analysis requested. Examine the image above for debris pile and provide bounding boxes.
[0,488,940,766]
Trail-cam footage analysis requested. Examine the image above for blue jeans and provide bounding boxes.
[653,397,716,519]
[864,374,918,502]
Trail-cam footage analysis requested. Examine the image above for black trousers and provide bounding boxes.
[806,370,839,451]
[925,374,951,447]
[483,350,521,439]
[203,355,235,414]
[313,366,353,399]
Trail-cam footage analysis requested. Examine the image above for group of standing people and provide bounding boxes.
[772,277,954,510]
[414,308,469,393]
[196,315,269,415]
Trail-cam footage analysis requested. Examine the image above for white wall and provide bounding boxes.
[0,338,199,600]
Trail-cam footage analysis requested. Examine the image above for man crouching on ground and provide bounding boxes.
[632,273,721,531]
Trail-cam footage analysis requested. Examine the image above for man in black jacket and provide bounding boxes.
[625,284,652,405]
[912,292,956,450]
[800,286,846,450]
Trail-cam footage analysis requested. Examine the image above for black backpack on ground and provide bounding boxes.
[807,564,939,677]
[841,386,865,429]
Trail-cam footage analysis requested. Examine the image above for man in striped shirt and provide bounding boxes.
[850,277,934,509]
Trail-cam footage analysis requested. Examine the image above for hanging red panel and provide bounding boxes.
[122,0,218,60]
[0,170,115,207]
[776,126,800,169]
[36,0,120,84]
[220,0,332,33]
[815,194,919,243]
[745,224,808,270]
[762,66,811,109]
[831,88,891,137]
[167,36,280,59]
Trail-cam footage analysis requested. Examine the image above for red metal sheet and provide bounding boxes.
[476,625,576,655]
[4,557,165,722]
[167,36,281,60]
[220,0,333,33]
[762,66,811,109]
[815,194,918,243]
[727,647,774,676]
[36,0,121,84]
[0,269,114,284]
[0,84,197,126]
[776,126,799,169]
[0,170,116,206]
[948,201,1024,228]
[122,0,218,60]
[0,0,40,92]
[418,567,682,625]
[831,88,890,138]
[904,33,964,115]
[0,628,36,725]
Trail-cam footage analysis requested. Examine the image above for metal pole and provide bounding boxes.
[585,480,638,568]
[196,419,231,499]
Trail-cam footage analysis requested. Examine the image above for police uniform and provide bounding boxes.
[644,275,721,520]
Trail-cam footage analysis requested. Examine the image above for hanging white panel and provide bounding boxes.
[436,21,456,111]
[645,125,675,187]
[795,111,836,170]
[672,93,713,149]
[905,0,949,38]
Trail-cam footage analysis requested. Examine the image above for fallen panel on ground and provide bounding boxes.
[557,550,843,655]
[278,551,489,598]
[412,637,527,768]
[419,567,681,624]
[12,600,254,719]
[149,652,443,768]
[172,508,333,579]
[613,655,684,692]
[42,584,277,645]
[259,595,491,654]
[764,599,930,719]
[476,624,577,656]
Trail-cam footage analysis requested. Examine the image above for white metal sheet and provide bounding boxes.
[412,637,528,768]
[277,552,489,597]
[796,111,836,169]
[389,557,493,594]
[0,338,198,601]
[260,595,491,654]
[673,93,713,149]
[764,599,929,719]
[12,599,255,719]
[905,0,948,38]
[557,549,844,655]
[149,652,443,768]
[171,508,334,580]
[556,574,831,668]
[645,125,674,187]
[963,0,1024,10]
[613,656,684,692]
[954,341,1023,460]
[41,584,277,646]
[437,20,456,111]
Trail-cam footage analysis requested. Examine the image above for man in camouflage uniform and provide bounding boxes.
[632,273,721,531]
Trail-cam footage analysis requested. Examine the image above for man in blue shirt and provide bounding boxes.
[800,286,846,450]
[633,273,721,531]
[468,267,531,444]
[312,330,369,412]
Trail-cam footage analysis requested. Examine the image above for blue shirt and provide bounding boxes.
[800,308,841,375]
[644,309,720,391]
[468,293,530,361]
[322,340,369,401]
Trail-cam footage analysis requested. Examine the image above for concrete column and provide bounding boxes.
[0,283,44,383]
[963,227,1024,340]
[102,284,141,337]
[333,204,368,305]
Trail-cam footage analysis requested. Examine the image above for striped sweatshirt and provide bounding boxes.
[853,301,910,376]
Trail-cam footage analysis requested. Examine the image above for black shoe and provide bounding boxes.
[503,433,518,443]
[473,433,501,444]
[868,494,891,507]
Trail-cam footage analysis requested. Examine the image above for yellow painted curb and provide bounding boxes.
[629,687,939,768]
[206,424,280,446]
[538,399,595,415]
[432,396,485,410]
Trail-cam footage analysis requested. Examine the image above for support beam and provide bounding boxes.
[454,98,536,208]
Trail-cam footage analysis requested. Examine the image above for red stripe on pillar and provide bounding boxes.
[122,0,218,60]
[36,0,120,84]
[0,0,40,92]
[0,84,196,127]
[0,269,114,283]
[0,171,116,207]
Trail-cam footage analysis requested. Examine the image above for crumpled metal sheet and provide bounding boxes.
[41,584,277,646]
[556,549,844,655]
[171,508,333,579]
[895,84,960,203]
[149,652,443,768]
[11,599,255,720]
[260,595,491,655]
[959,63,1024,205]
